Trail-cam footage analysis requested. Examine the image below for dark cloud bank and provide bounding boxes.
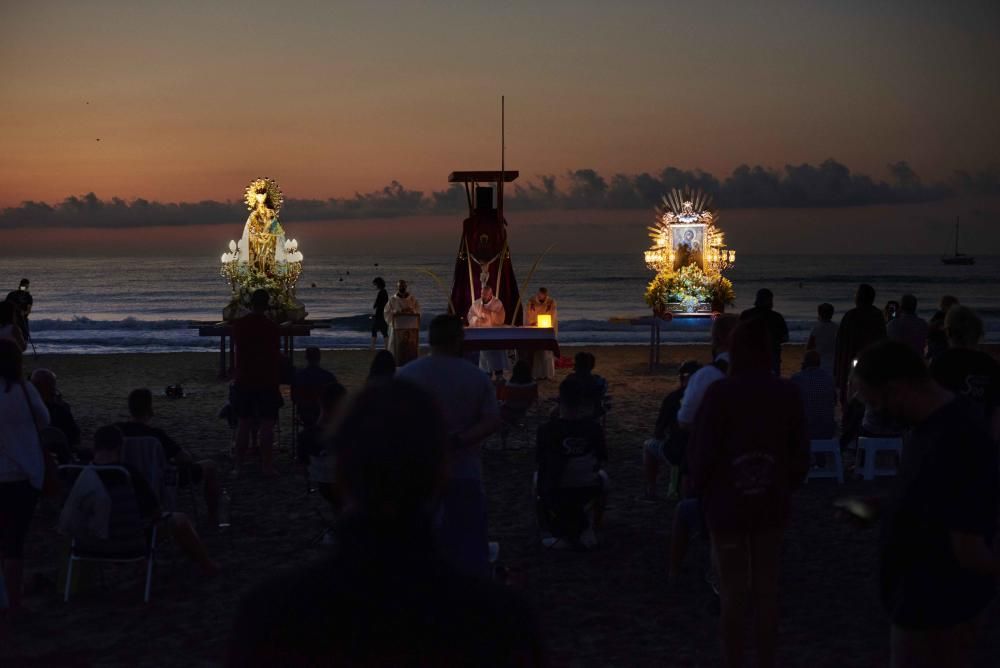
[3,160,997,229]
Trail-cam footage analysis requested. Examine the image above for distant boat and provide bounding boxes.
[941,217,975,265]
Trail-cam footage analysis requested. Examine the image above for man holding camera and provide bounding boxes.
[6,278,33,342]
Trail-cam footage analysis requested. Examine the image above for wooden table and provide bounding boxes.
[191,320,327,378]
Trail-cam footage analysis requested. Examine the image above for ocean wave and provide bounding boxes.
[740,274,1000,285]
[32,317,195,331]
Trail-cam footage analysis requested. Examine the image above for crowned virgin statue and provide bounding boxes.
[220,177,306,321]
[240,178,288,275]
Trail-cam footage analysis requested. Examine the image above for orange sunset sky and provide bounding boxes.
[1,1,998,254]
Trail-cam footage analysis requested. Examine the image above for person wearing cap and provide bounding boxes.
[643,359,701,498]
[739,288,789,375]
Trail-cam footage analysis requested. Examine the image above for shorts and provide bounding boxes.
[371,317,388,338]
[0,480,40,559]
[232,385,284,420]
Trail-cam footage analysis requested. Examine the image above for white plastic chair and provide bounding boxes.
[806,439,844,483]
[856,437,903,480]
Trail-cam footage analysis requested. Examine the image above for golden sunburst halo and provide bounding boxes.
[244,177,284,212]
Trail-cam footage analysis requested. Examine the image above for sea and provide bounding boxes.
[6,254,999,355]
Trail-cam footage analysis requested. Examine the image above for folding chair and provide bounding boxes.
[59,465,159,603]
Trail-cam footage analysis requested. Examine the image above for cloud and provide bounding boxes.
[0,160,980,229]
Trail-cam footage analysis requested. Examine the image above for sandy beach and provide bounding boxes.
[3,343,999,667]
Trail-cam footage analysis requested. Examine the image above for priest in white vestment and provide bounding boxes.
[467,286,509,378]
[525,287,558,379]
[385,279,421,365]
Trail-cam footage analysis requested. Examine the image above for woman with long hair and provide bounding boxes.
[0,338,50,618]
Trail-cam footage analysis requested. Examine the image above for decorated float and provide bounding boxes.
[644,189,735,316]
[219,177,307,322]
[448,170,522,325]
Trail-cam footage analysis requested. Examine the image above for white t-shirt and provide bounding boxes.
[809,321,838,374]
[676,353,729,427]
[397,354,500,480]
[0,380,50,487]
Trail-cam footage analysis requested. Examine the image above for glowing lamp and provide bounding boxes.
[536,314,552,329]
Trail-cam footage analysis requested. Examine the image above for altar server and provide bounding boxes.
[385,280,421,365]
[525,287,558,379]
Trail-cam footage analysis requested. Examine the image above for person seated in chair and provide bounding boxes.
[643,360,701,498]
[535,376,609,549]
[563,352,608,419]
[498,360,538,447]
[292,347,338,428]
[29,368,83,463]
[298,382,348,512]
[790,350,838,441]
[115,388,221,524]
[91,425,219,575]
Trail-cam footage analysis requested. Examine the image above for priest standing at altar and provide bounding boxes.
[385,280,421,365]
[525,287,558,380]
[468,286,509,379]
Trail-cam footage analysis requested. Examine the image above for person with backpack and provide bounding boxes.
[535,376,609,549]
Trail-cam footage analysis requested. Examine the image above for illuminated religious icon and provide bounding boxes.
[241,177,287,276]
[644,188,736,316]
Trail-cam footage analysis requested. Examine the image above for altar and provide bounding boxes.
[460,326,560,356]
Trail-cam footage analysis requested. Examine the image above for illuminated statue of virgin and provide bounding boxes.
[238,177,287,276]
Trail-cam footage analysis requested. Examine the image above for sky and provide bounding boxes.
[1,0,998,253]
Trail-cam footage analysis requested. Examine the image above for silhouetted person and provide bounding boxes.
[291,347,337,427]
[739,288,789,375]
[806,302,837,374]
[834,283,887,408]
[853,340,998,667]
[116,388,222,524]
[790,350,837,440]
[929,305,1000,442]
[926,295,960,362]
[0,301,26,352]
[30,368,81,461]
[367,349,396,381]
[5,278,32,342]
[370,277,389,350]
[232,289,283,476]
[689,318,809,668]
[229,379,542,667]
[887,294,928,356]
[397,315,501,578]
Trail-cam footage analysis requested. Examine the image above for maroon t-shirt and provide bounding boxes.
[689,371,810,533]
[232,313,281,389]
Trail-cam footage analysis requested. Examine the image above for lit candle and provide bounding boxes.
[537,314,552,328]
